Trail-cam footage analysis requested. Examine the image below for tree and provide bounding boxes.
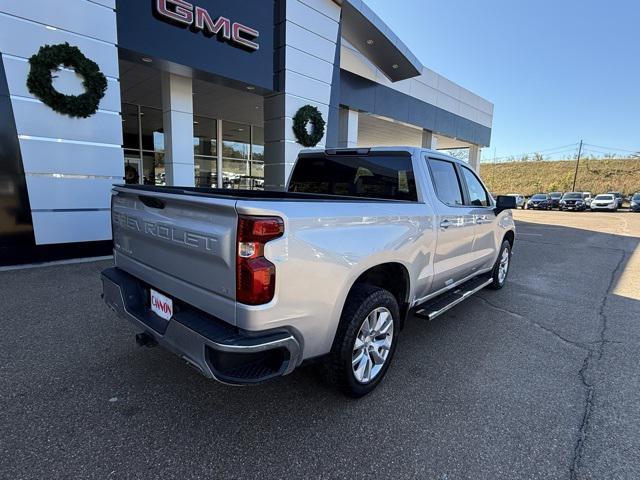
[533,152,544,162]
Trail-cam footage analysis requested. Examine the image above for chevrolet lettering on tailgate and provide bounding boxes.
[113,212,218,254]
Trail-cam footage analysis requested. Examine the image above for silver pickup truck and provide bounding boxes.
[102,147,516,397]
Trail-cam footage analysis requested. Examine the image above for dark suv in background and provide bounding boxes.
[549,192,563,209]
[527,194,552,210]
[559,192,588,211]
[631,193,640,212]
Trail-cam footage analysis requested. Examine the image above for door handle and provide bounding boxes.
[440,219,451,230]
[475,216,491,225]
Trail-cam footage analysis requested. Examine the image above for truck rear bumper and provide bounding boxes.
[101,267,301,385]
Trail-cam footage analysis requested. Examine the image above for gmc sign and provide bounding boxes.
[156,0,259,51]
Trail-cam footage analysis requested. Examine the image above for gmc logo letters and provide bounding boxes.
[156,0,259,51]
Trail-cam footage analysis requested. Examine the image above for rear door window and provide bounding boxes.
[288,153,417,201]
[427,159,464,206]
[460,166,490,207]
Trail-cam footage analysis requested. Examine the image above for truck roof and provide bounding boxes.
[298,146,462,163]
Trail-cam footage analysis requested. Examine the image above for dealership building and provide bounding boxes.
[0,0,493,265]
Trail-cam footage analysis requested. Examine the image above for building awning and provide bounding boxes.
[335,0,422,82]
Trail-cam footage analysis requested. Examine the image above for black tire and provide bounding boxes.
[324,285,400,398]
[488,240,512,290]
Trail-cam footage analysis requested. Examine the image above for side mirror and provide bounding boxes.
[494,195,517,215]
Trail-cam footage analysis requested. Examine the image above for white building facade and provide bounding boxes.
[0,0,493,265]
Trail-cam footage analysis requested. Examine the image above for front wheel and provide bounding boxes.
[488,240,512,290]
[324,285,399,397]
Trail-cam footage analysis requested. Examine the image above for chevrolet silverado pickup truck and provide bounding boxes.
[101,147,516,397]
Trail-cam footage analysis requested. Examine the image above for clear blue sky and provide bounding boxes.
[365,0,640,160]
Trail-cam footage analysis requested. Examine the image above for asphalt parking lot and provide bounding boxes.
[1,210,639,479]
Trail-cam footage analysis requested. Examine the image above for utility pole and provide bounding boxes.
[572,140,583,192]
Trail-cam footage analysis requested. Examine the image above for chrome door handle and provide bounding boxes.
[440,219,451,230]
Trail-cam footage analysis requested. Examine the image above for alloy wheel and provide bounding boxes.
[352,307,394,384]
[498,247,510,284]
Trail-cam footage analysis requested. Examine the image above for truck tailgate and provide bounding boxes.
[111,186,238,325]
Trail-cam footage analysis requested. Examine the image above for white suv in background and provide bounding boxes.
[591,194,618,211]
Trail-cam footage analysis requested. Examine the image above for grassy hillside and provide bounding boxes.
[481,158,640,196]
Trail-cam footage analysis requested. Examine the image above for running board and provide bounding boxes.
[414,275,492,321]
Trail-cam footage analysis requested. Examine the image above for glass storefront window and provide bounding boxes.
[195,157,216,188]
[249,160,264,190]
[222,121,250,160]
[122,104,140,150]
[193,116,217,157]
[122,103,264,190]
[121,103,165,186]
[140,106,164,153]
[193,116,217,188]
[252,126,265,162]
[222,158,249,188]
[123,151,142,185]
[145,152,165,186]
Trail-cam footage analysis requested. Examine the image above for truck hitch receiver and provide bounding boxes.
[135,332,158,348]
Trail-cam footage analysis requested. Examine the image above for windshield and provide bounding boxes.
[633,194,640,201]
[595,195,613,201]
[531,194,547,200]
[563,193,582,199]
[550,192,562,198]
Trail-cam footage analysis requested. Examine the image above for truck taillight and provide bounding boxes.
[236,215,284,305]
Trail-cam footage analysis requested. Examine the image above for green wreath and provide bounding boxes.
[27,42,107,118]
[292,105,326,147]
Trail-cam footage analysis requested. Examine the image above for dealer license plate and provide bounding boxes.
[150,289,173,322]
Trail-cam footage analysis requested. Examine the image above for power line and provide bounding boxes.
[486,142,640,163]
[583,143,639,154]
[581,148,635,157]
[489,148,580,163]
[491,142,580,161]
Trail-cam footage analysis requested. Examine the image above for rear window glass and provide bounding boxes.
[288,154,417,201]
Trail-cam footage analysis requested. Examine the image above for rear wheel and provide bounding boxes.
[488,240,511,290]
[324,285,399,397]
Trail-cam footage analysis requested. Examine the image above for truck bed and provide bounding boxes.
[115,184,409,203]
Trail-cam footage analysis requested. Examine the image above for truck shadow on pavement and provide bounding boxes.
[1,219,639,479]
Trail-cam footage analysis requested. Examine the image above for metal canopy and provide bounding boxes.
[336,0,422,82]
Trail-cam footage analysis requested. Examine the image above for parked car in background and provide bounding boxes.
[629,193,640,212]
[559,192,588,211]
[582,192,593,207]
[590,194,618,212]
[527,194,552,210]
[549,192,563,209]
[606,192,623,209]
[507,194,526,209]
